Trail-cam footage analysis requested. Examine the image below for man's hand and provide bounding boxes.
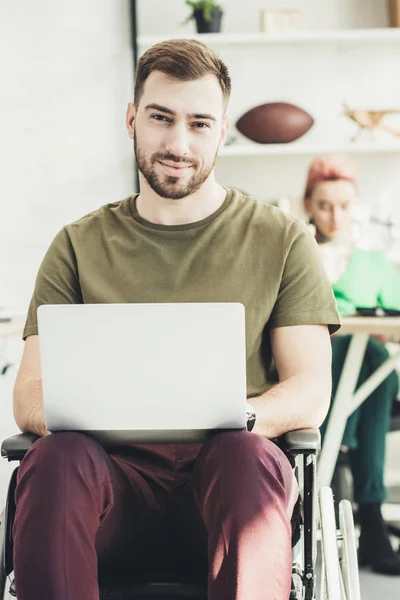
[30,418,51,438]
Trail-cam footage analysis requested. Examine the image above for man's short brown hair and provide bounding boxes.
[134,39,231,111]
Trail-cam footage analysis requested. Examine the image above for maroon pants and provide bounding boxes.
[13,430,298,600]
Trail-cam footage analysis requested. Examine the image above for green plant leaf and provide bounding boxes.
[182,0,222,24]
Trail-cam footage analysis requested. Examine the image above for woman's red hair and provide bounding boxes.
[304,154,358,199]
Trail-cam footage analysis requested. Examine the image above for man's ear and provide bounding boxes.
[220,116,230,146]
[126,102,136,140]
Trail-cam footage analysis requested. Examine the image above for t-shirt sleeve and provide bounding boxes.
[377,254,400,311]
[23,228,83,339]
[269,220,341,334]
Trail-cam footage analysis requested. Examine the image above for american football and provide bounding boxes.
[236,102,314,144]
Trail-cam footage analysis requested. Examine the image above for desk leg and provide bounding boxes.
[317,333,368,488]
[346,350,400,417]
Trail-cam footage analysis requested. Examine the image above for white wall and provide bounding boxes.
[0,0,134,503]
[0,0,134,311]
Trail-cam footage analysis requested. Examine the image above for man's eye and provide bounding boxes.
[151,114,170,122]
[192,122,209,129]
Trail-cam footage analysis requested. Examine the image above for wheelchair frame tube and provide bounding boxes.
[303,452,317,600]
[4,468,18,577]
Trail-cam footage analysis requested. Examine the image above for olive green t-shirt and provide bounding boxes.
[24,188,340,396]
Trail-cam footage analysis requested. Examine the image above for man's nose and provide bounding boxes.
[164,123,190,159]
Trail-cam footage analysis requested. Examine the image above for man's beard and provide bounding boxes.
[134,131,218,200]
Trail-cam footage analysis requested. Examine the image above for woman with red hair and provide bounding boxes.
[304,154,400,575]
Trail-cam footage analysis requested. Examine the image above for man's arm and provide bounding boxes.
[13,335,50,437]
[251,324,332,438]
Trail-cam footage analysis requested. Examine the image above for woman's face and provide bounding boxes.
[305,179,358,241]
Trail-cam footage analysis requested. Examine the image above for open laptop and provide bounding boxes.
[37,303,247,444]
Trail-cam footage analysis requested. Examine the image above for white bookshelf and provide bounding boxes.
[139,27,400,160]
[138,28,400,48]
[218,142,400,158]
[138,23,400,204]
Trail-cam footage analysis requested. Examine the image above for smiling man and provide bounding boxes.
[13,40,340,600]
[128,51,230,218]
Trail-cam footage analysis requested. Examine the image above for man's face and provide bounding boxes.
[126,71,229,199]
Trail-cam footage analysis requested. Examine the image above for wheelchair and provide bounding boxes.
[1,429,360,600]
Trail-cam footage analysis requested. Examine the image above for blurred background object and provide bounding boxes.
[388,0,400,27]
[259,8,302,33]
[343,104,400,142]
[182,0,223,33]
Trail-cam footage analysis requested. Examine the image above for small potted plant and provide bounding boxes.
[183,1,223,34]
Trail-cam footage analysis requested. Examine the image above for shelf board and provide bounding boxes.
[218,142,400,157]
[139,28,400,48]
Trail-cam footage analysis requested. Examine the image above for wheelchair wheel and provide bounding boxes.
[319,487,342,600]
[338,500,360,600]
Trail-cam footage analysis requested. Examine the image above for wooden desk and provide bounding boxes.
[339,316,400,336]
[318,316,400,488]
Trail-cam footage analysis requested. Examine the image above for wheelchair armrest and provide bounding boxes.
[1,433,40,462]
[280,428,320,454]
[1,429,320,461]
